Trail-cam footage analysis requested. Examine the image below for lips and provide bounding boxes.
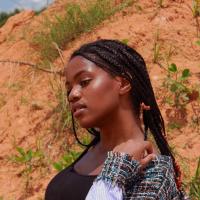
[71,103,87,115]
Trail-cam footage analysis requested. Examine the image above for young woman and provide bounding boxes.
[45,39,189,200]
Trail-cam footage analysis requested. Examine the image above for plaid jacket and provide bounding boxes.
[86,151,190,200]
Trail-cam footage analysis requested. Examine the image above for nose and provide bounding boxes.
[67,86,81,103]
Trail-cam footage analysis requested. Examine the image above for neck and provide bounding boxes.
[97,106,144,153]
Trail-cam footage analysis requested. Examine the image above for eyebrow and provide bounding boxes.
[65,70,90,86]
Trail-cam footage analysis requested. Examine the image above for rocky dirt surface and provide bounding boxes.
[0,0,200,199]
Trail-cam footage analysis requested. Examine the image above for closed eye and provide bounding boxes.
[80,79,91,87]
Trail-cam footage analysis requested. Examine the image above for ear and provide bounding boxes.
[115,76,132,95]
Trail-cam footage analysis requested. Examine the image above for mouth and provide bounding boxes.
[72,103,87,117]
[73,107,87,118]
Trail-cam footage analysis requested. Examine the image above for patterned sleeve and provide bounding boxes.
[86,151,185,200]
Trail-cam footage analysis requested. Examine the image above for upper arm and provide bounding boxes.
[126,165,180,200]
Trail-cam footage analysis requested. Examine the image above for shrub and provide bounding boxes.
[0,9,20,28]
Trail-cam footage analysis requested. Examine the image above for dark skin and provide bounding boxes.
[65,56,156,176]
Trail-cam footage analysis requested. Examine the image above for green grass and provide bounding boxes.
[53,150,82,171]
[189,157,200,199]
[32,0,135,68]
[196,40,200,46]
[153,30,162,63]
[49,77,72,137]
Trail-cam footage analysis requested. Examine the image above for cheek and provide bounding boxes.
[89,76,118,107]
[80,76,119,126]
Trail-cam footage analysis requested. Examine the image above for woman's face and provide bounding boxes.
[65,56,121,128]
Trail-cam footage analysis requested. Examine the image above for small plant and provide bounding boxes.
[53,150,82,171]
[80,133,92,146]
[161,63,199,128]
[189,157,200,199]
[162,63,192,108]
[153,30,162,63]
[153,42,161,63]
[10,146,45,189]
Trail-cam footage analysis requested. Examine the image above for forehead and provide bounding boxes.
[65,56,104,81]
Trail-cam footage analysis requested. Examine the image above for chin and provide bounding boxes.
[74,116,91,128]
[76,116,100,129]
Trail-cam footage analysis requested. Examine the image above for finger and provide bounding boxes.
[140,153,156,170]
[144,141,154,155]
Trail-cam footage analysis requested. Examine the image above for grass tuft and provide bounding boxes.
[53,150,81,171]
[189,157,200,199]
[32,0,135,68]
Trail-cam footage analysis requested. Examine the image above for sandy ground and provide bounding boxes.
[0,0,200,199]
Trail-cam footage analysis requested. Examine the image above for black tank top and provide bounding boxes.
[45,148,97,200]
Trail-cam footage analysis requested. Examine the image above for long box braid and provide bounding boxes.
[69,39,183,192]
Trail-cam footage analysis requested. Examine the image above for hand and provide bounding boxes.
[113,140,156,170]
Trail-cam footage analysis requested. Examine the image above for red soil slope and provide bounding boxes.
[0,0,199,199]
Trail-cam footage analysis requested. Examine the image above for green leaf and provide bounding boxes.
[26,150,33,161]
[53,162,63,171]
[16,147,25,156]
[170,83,178,92]
[168,63,177,73]
[14,155,26,163]
[182,69,190,78]
[62,154,73,164]
[196,40,200,46]
[121,39,129,45]
[189,157,200,198]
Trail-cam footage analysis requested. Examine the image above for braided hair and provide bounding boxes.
[68,39,182,191]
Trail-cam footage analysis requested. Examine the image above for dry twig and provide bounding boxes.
[0,60,63,76]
